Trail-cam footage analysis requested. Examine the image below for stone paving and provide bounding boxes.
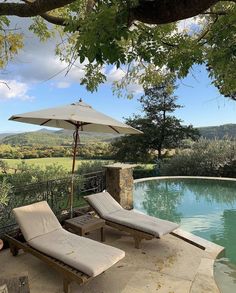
[0,226,223,293]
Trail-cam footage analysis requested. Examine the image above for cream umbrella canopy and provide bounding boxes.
[9,100,142,216]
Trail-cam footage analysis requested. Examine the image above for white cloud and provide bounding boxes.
[106,66,143,95]
[3,18,143,95]
[8,39,86,85]
[0,80,33,101]
[1,17,143,96]
[126,83,143,95]
[1,17,86,87]
[106,67,126,83]
[55,81,71,88]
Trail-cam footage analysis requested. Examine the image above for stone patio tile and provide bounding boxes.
[190,273,219,293]
[123,271,192,293]
[0,226,221,293]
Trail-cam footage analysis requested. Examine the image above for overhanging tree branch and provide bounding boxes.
[40,13,66,26]
[0,0,225,26]
[21,0,68,26]
[0,0,74,17]
[130,0,220,24]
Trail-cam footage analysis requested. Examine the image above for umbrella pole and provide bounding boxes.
[70,126,79,218]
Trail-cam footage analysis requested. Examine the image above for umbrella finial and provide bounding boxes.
[79,98,83,102]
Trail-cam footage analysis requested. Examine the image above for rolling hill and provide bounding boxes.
[0,132,18,140]
[0,129,120,146]
[198,124,236,139]
[1,124,236,146]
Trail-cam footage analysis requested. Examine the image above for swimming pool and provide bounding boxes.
[133,177,236,293]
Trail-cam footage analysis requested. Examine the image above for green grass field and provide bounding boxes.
[1,158,154,176]
[2,157,112,171]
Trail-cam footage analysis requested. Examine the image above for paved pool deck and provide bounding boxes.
[0,226,223,293]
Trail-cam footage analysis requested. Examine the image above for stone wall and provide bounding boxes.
[105,163,134,209]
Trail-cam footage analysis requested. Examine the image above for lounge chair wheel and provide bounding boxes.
[10,243,19,256]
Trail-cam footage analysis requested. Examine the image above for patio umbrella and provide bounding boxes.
[9,100,142,216]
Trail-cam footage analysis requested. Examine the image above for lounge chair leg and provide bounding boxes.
[101,227,105,242]
[134,237,142,249]
[63,278,70,293]
[10,243,19,256]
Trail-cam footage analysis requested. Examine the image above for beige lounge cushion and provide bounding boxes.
[86,192,179,237]
[84,192,122,218]
[13,201,62,241]
[28,228,125,277]
[105,210,179,237]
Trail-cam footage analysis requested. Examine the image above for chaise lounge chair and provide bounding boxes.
[5,201,125,293]
[84,192,179,249]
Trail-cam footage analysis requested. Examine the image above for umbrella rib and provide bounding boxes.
[80,122,90,126]
[40,119,51,126]
[65,120,77,127]
[109,125,120,134]
[10,116,20,120]
[65,120,91,129]
[80,122,91,129]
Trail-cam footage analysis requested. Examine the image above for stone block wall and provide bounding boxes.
[105,163,134,209]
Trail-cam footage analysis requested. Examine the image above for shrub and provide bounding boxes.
[133,168,157,179]
[4,162,68,187]
[0,160,9,174]
[0,143,115,160]
[0,178,12,205]
[80,142,114,159]
[133,165,157,179]
[160,139,236,177]
[77,160,109,175]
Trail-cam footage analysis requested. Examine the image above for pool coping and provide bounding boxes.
[134,176,228,292]
[172,228,224,293]
[134,175,236,183]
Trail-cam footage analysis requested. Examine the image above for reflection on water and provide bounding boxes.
[134,178,236,293]
[134,180,183,223]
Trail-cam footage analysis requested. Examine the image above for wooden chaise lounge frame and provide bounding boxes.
[105,220,156,249]
[84,199,157,249]
[5,232,91,293]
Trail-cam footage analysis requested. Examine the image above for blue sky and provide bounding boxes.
[1,64,236,133]
[0,18,235,133]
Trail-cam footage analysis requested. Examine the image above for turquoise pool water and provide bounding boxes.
[133,177,236,293]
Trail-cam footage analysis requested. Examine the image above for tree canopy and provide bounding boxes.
[113,79,199,162]
[1,1,236,99]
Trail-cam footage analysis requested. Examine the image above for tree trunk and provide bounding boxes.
[157,147,162,159]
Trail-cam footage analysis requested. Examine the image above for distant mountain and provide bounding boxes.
[35,128,55,133]
[198,124,236,139]
[0,129,120,146]
[1,131,71,146]
[55,129,120,142]
[0,133,18,140]
[1,124,236,146]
